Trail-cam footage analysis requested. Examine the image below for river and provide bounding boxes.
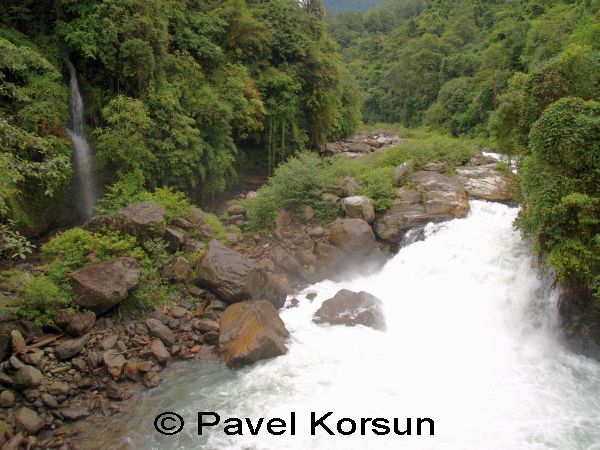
[76,200,600,450]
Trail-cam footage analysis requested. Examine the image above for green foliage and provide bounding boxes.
[4,272,70,327]
[201,213,229,243]
[96,174,193,221]
[0,219,34,260]
[245,187,278,231]
[357,166,396,212]
[517,98,599,297]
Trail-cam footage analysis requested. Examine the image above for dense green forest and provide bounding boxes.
[323,0,385,12]
[0,0,361,238]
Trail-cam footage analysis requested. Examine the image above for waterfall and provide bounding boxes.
[71,201,600,450]
[66,60,96,219]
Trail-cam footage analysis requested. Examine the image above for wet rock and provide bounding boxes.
[71,358,87,372]
[196,240,266,304]
[3,433,24,450]
[14,365,42,388]
[0,420,10,446]
[411,171,469,217]
[192,319,219,333]
[100,334,118,351]
[165,227,186,252]
[328,218,377,255]
[455,164,513,202]
[136,361,153,373]
[0,390,14,407]
[143,371,161,388]
[123,362,138,381]
[58,407,89,421]
[21,387,40,401]
[9,355,25,370]
[87,350,102,368]
[77,378,93,389]
[104,381,128,400]
[41,393,58,408]
[21,349,43,366]
[307,226,325,238]
[0,371,13,386]
[15,407,45,434]
[219,301,289,368]
[149,339,170,365]
[203,331,219,345]
[48,381,69,396]
[69,258,141,314]
[103,350,126,378]
[10,330,26,353]
[55,334,90,361]
[313,289,386,331]
[170,306,187,319]
[146,319,176,346]
[65,312,96,337]
[342,196,375,223]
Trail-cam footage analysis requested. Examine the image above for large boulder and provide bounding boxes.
[342,196,375,223]
[219,301,289,367]
[455,164,513,202]
[373,178,469,245]
[327,218,377,255]
[313,289,386,331]
[411,171,469,217]
[114,201,166,240]
[84,201,166,240]
[326,176,359,198]
[195,240,265,304]
[69,257,141,314]
[15,407,44,435]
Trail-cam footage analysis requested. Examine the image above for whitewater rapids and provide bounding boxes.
[88,201,600,449]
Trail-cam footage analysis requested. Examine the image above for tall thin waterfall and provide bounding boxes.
[66,60,96,219]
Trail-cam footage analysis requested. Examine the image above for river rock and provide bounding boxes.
[227,204,247,216]
[149,339,170,365]
[114,201,166,239]
[313,289,386,331]
[14,365,42,389]
[328,218,377,255]
[0,390,14,407]
[143,371,161,388]
[455,164,512,202]
[15,407,44,434]
[100,334,118,351]
[65,312,96,337]
[55,334,90,360]
[58,407,89,421]
[10,330,26,353]
[192,319,219,333]
[146,318,176,346]
[53,309,73,328]
[347,142,372,153]
[41,393,58,408]
[48,381,69,396]
[103,350,126,378]
[69,257,141,314]
[105,381,128,400]
[342,196,376,223]
[411,171,469,217]
[195,240,266,304]
[21,349,43,366]
[219,301,289,367]
[423,162,445,172]
[184,238,205,254]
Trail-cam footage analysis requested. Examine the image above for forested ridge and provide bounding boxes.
[0,0,361,236]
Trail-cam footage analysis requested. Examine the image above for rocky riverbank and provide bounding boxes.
[0,147,516,448]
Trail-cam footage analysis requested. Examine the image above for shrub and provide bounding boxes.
[0,220,34,261]
[357,167,397,212]
[9,273,70,327]
[245,187,278,231]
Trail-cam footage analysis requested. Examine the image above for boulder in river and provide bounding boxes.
[219,300,289,367]
[69,257,141,314]
[313,289,386,331]
[410,171,469,217]
[328,218,377,255]
[455,163,513,202]
[195,240,266,304]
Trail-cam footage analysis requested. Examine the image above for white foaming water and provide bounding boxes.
[89,201,600,450]
[66,60,96,219]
